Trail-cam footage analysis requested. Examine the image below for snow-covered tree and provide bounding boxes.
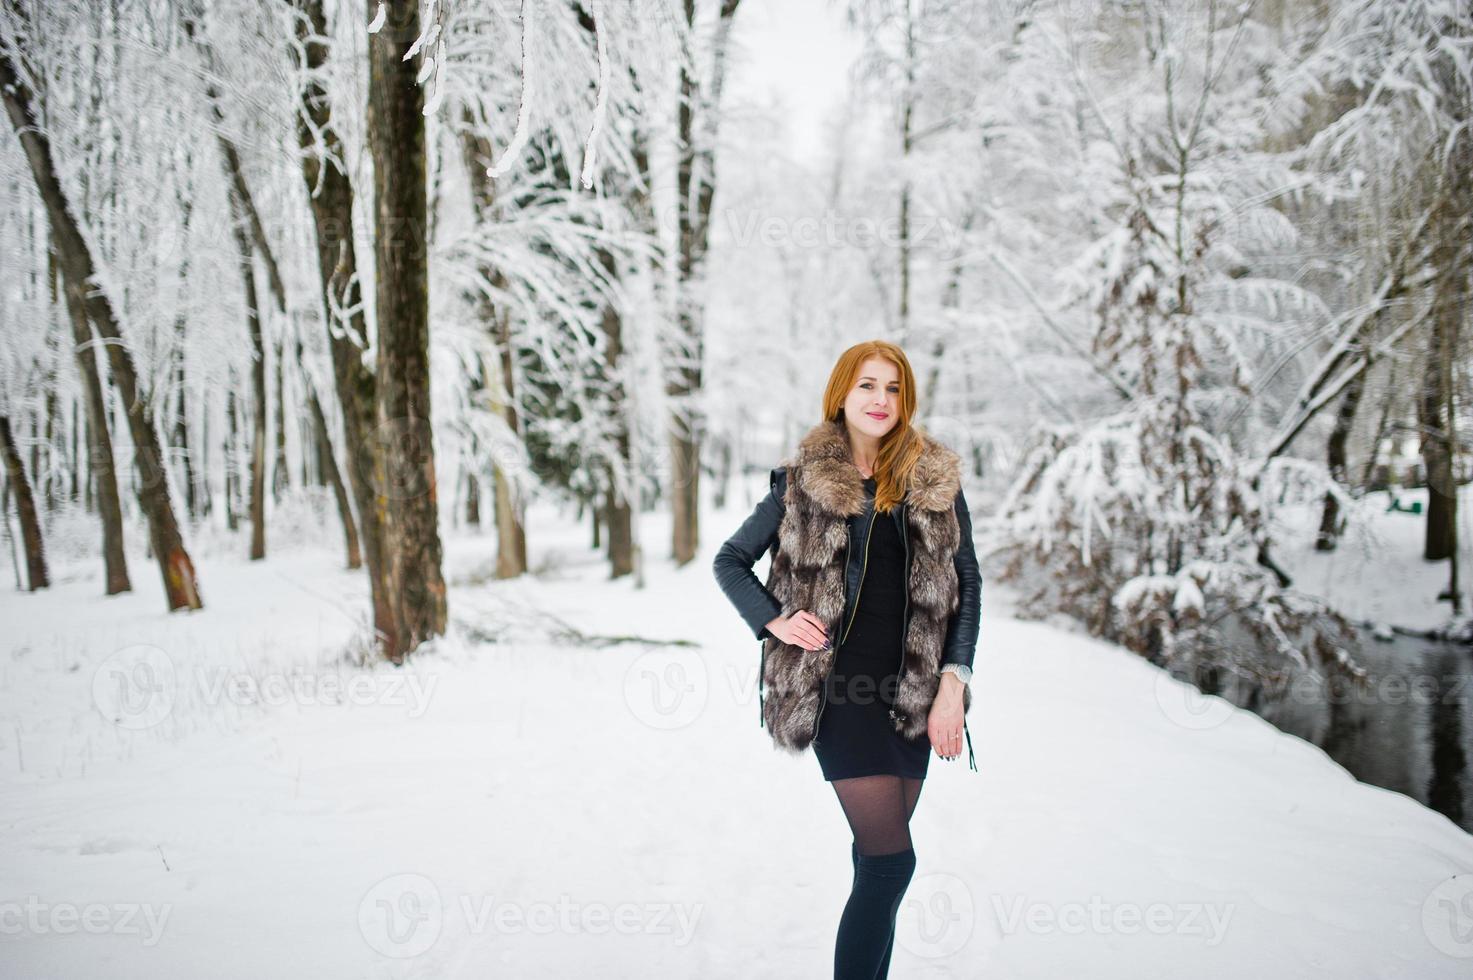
[989,0,1369,686]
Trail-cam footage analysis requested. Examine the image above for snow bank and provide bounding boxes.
[1,488,1470,978]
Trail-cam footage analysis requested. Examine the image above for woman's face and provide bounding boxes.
[841,357,901,441]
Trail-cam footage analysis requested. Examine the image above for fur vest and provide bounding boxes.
[759,419,972,754]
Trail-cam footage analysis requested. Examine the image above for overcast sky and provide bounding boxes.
[723,0,862,166]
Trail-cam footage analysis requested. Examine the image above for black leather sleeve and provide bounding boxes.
[712,467,787,641]
[940,485,982,671]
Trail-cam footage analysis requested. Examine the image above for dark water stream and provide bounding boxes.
[1175,631,1473,834]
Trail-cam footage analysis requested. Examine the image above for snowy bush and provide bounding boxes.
[994,399,1365,688]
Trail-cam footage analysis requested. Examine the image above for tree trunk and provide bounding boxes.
[600,247,633,578]
[170,177,198,518]
[181,4,291,531]
[1420,209,1464,564]
[172,335,197,517]
[673,1,701,568]
[465,467,480,528]
[0,415,49,590]
[301,335,361,570]
[1444,333,1462,615]
[1359,358,1398,490]
[1425,0,1470,612]
[273,337,289,500]
[218,136,358,564]
[367,0,447,659]
[227,186,269,561]
[457,104,527,578]
[60,262,130,594]
[896,0,915,344]
[1,41,202,610]
[197,385,212,518]
[670,0,743,566]
[565,49,633,576]
[1418,308,1457,562]
[292,0,396,650]
[923,213,974,414]
[623,125,659,590]
[1316,368,1364,551]
[42,386,57,513]
[191,10,363,569]
[225,371,239,533]
[69,397,78,504]
[46,250,63,509]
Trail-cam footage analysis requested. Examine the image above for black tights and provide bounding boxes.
[832,775,924,979]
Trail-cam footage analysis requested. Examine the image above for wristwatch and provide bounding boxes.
[940,663,972,684]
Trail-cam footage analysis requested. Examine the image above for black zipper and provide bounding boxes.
[896,504,909,701]
[885,505,910,729]
[841,506,879,646]
[815,504,877,742]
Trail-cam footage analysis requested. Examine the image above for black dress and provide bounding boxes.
[813,476,931,781]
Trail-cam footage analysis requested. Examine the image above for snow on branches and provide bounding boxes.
[994,396,1364,689]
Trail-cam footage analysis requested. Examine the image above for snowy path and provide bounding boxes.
[3,496,1472,978]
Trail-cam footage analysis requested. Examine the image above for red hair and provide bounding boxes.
[818,340,925,513]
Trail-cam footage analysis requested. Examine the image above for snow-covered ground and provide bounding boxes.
[3,480,1473,978]
[1275,484,1473,636]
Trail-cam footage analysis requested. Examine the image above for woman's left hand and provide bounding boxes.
[927,673,967,761]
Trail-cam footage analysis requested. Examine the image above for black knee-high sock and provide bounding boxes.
[834,847,916,980]
[851,842,898,977]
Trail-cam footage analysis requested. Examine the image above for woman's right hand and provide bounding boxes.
[766,610,831,651]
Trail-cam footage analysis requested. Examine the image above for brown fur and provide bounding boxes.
[760,419,970,753]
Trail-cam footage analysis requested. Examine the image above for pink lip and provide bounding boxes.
[867,412,888,419]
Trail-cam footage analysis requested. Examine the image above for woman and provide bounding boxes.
[712,339,982,979]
